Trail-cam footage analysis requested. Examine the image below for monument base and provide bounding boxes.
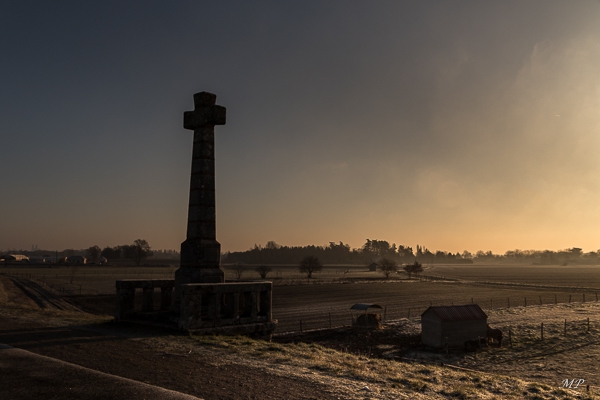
[173,266,225,311]
[174,266,225,285]
[115,279,277,337]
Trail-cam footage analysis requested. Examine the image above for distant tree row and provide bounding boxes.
[222,241,600,266]
[1,240,167,266]
[222,240,472,265]
[98,239,153,266]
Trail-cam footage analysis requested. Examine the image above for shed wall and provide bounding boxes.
[421,313,442,347]
[421,313,487,348]
[442,319,487,348]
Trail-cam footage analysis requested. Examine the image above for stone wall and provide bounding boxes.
[115,279,276,335]
[115,279,174,321]
[179,282,274,333]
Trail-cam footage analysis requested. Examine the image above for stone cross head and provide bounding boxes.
[183,92,226,130]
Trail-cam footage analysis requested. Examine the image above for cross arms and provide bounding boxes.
[183,92,226,130]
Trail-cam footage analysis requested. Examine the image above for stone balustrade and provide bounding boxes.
[115,279,175,321]
[116,279,276,335]
[179,282,274,332]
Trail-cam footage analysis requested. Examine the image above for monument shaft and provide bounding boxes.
[176,92,226,292]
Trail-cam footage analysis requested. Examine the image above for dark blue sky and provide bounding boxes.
[2,1,600,253]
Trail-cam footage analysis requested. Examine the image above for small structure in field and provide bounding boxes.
[351,303,383,329]
[421,304,487,348]
[368,262,378,272]
[66,255,86,265]
[2,254,30,263]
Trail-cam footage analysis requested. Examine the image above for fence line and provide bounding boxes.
[2,269,600,334]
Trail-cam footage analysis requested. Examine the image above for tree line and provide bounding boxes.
[2,239,159,266]
[222,240,598,266]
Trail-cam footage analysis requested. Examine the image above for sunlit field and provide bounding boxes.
[429,264,600,288]
[2,263,600,334]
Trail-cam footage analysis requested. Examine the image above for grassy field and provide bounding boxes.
[2,265,600,397]
[2,263,600,333]
[429,264,600,289]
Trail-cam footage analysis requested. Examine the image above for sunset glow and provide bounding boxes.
[2,2,600,255]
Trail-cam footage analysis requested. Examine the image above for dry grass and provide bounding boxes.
[188,333,596,399]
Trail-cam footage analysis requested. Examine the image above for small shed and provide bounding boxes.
[421,304,487,348]
[367,262,378,272]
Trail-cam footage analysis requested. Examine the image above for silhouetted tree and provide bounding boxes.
[232,264,245,280]
[101,246,121,260]
[126,239,153,266]
[403,261,423,279]
[255,265,272,279]
[85,245,101,262]
[378,258,397,278]
[299,256,323,278]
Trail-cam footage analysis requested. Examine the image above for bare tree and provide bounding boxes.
[403,261,423,279]
[233,264,245,280]
[378,258,397,278]
[85,245,101,263]
[125,239,153,266]
[299,256,323,279]
[68,264,80,284]
[255,265,272,279]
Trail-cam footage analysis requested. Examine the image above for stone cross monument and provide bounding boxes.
[174,92,226,301]
[116,92,275,335]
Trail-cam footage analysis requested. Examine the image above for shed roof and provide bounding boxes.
[350,303,383,311]
[422,304,487,321]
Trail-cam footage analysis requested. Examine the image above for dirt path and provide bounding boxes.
[0,276,339,400]
[7,276,81,311]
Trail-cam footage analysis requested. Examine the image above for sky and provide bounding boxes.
[2,1,600,255]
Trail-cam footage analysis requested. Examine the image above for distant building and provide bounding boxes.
[2,254,30,262]
[368,262,378,272]
[66,255,86,265]
[421,304,487,348]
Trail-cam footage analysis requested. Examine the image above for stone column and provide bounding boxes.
[174,92,226,307]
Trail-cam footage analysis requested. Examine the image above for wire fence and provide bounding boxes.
[273,292,600,334]
[3,269,600,335]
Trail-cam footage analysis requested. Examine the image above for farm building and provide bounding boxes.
[368,262,378,271]
[421,304,487,348]
[2,254,30,262]
[66,255,86,265]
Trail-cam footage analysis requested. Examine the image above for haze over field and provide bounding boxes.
[2,1,600,254]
